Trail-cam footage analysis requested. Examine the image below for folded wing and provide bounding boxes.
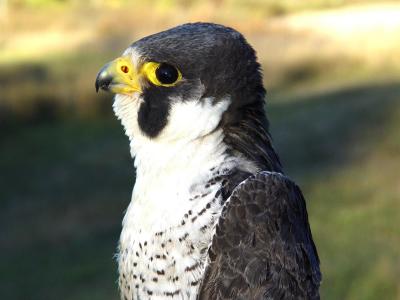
[198,172,321,300]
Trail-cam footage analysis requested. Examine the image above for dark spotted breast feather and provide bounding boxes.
[198,172,321,300]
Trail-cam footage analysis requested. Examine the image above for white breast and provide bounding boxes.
[113,92,237,299]
[118,134,241,299]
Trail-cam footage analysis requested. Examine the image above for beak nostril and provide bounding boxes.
[121,65,129,73]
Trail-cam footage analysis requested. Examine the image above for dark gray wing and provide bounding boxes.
[198,172,321,300]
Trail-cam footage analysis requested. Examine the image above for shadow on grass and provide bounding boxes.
[269,80,400,181]
[0,80,399,300]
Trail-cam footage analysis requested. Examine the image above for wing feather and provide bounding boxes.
[198,171,321,300]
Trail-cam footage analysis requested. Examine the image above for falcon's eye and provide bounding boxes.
[141,62,182,87]
[156,63,179,85]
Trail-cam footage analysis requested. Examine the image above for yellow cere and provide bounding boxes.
[116,57,134,76]
[107,56,141,94]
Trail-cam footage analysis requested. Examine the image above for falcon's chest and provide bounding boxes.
[118,154,236,300]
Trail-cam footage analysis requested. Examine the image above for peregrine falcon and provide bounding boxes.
[95,23,321,300]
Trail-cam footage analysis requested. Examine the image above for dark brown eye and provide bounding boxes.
[156,63,179,85]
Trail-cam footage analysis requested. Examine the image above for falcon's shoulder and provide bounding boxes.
[198,171,321,300]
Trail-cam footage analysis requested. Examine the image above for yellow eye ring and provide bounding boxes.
[141,62,182,87]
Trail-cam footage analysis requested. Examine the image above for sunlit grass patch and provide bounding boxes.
[2,1,400,123]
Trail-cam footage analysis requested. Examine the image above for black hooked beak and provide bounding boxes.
[95,64,113,92]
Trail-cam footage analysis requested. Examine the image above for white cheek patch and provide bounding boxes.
[155,96,231,144]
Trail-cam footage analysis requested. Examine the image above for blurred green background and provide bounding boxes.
[1,0,400,299]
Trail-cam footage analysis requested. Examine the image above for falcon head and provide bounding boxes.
[96,23,281,171]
